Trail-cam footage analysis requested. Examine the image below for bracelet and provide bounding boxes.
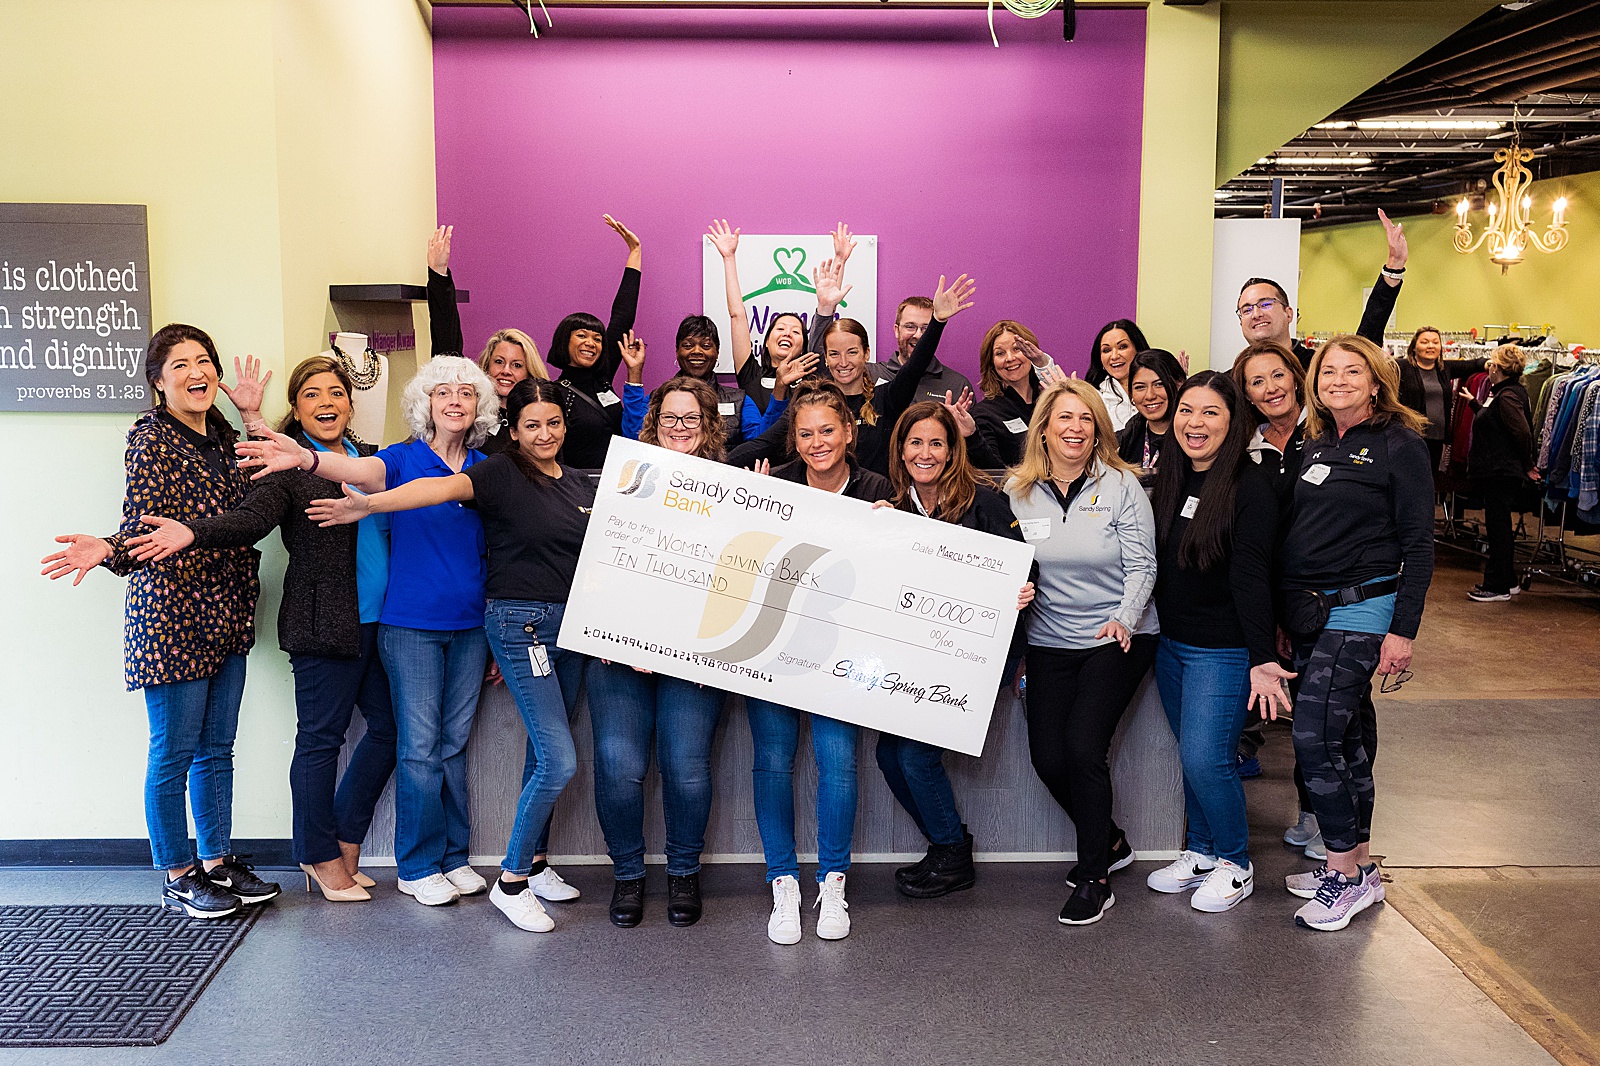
[1382,265,1406,276]
[305,450,320,476]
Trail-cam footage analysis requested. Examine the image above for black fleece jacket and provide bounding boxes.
[1280,418,1434,639]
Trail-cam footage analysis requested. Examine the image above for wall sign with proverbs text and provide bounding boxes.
[0,203,153,412]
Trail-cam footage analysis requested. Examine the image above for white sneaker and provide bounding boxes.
[527,866,580,902]
[443,865,488,896]
[1190,860,1254,913]
[1146,850,1216,894]
[814,872,851,940]
[397,873,460,906]
[1284,812,1319,848]
[489,880,554,932]
[767,875,802,945]
[1303,833,1327,861]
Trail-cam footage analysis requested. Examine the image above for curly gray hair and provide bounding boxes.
[401,356,501,448]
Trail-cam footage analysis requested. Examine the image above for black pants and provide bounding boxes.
[1024,637,1157,881]
[287,623,398,866]
[1475,475,1522,594]
[1293,678,1376,813]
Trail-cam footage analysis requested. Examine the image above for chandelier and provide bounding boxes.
[1454,135,1569,274]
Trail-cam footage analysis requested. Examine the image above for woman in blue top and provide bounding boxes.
[129,355,396,901]
[239,355,498,909]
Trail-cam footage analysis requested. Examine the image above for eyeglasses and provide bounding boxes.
[431,386,478,401]
[1236,298,1282,319]
[658,413,703,429]
[1379,670,1413,694]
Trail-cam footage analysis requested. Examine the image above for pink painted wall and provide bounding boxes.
[432,6,1146,387]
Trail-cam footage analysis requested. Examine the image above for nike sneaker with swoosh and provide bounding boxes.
[162,869,243,919]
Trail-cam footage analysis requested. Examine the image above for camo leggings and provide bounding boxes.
[1290,629,1385,854]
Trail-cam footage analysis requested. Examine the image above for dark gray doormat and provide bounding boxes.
[0,904,262,1046]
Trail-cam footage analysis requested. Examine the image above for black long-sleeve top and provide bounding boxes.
[1398,357,1487,438]
[728,317,950,476]
[1466,378,1533,482]
[1280,418,1434,639]
[1290,271,1401,368]
[427,267,465,359]
[970,375,1042,469]
[770,457,895,503]
[185,428,377,659]
[1154,464,1279,666]
[550,266,640,469]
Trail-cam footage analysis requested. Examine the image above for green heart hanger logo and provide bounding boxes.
[740,244,845,308]
[772,247,806,278]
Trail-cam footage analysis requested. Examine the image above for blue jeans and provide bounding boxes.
[379,624,488,881]
[508,632,588,859]
[1154,638,1253,868]
[746,698,859,882]
[484,600,582,877]
[288,623,397,866]
[876,734,965,846]
[586,664,723,879]
[143,654,247,871]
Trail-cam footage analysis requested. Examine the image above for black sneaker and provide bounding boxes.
[1066,834,1133,887]
[206,856,282,904]
[1058,879,1115,926]
[162,869,242,919]
[1467,585,1512,602]
[609,877,646,928]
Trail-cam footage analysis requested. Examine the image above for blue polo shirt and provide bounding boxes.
[376,438,486,631]
[309,437,391,624]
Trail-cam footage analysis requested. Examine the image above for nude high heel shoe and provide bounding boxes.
[301,863,372,902]
[351,871,376,889]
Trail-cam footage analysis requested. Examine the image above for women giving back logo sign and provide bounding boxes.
[699,233,878,374]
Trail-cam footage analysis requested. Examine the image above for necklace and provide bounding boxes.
[331,342,383,390]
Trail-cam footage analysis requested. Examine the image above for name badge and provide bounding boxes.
[597,390,621,407]
[1019,517,1052,543]
[718,402,737,417]
[1180,495,1199,519]
[527,643,551,677]
[761,376,777,390]
[1004,418,1029,434]
[1302,463,1331,485]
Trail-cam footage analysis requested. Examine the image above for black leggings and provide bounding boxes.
[1293,678,1376,813]
[1290,629,1384,854]
[1024,637,1157,881]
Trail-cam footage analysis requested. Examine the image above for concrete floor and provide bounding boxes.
[2,550,1595,1066]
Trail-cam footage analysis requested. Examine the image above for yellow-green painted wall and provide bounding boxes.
[1215,1,1495,186]
[0,0,437,838]
[1299,169,1600,343]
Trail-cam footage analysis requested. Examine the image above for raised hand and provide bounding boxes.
[1177,349,1190,373]
[428,225,453,275]
[219,354,270,422]
[603,214,641,253]
[40,534,111,585]
[707,218,740,259]
[1014,336,1054,368]
[931,273,977,322]
[943,387,977,437]
[306,484,372,528]
[753,458,771,477]
[776,351,818,389]
[1379,208,1408,271]
[618,331,647,372]
[236,423,308,480]
[127,516,196,563]
[812,257,852,315]
[1249,661,1297,721]
[831,222,857,266]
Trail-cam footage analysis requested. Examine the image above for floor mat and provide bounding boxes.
[0,904,262,1047]
[1386,868,1600,1066]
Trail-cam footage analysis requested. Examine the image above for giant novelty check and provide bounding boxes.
[558,439,1035,756]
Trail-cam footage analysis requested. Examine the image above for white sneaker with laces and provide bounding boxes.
[767,875,802,945]
[443,865,488,896]
[528,866,581,901]
[1284,812,1320,848]
[1146,850,1216,894]
[814,872,851,940]
[489,880,554,932]
[398,873,460,906]
[1190,860,1254,913]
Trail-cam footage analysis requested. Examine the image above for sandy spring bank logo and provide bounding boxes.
[615,459,660,498]
[695,530,840,664]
